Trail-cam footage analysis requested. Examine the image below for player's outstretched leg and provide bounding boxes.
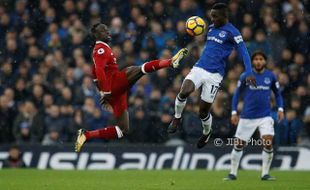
[196,100,213,148]
[126,48,188,86]
[75,126,123,152]
[168,79,195,133]
[261,135,275,181]
[140,48,188,73]
[223,138,245,181]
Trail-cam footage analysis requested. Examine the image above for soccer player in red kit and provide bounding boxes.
[75,23,188,152]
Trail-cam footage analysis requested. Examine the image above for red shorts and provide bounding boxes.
[108,70,130,117]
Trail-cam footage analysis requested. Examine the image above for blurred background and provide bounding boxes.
[0,0,309,152]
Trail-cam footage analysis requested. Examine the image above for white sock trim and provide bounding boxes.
[174,97,187,119]
[177,94,187,102]
[230,148,243,176]
[262,149,274,176]
[115,126,123,138]
[201,114,212,135]
[141,64,147,74]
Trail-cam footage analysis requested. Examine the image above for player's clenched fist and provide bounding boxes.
[246,75,257,88]
[231,114,239,126]
[277,110,284,122]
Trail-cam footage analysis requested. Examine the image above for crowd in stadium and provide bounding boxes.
[0,0,309,146]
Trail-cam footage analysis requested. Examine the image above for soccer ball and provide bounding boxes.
[186,16,206,36]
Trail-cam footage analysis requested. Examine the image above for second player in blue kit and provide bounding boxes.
[224,51,284,181]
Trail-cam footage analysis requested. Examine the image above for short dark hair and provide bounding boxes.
[212,3,228,10]
[91,23,101,37]
[212,3,228,17]
[251,51,267,61]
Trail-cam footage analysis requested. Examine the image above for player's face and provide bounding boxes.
[252,55,266,72]
[210,9,225,27]
[97,24,112,42]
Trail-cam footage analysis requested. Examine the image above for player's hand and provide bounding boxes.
[231,114,239,126]
[277,111,284,122]
[246,75,257,88]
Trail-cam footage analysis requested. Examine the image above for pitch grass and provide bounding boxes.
[1,170,310,190]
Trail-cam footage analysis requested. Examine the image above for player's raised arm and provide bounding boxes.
[271,74,284,121]
[232,31,257,87]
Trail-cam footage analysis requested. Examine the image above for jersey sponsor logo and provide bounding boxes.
[219,31,226,38]
[97,48,105,54]
[264,77,271,84]
[233,35,243,44]
[207,36,223,44]
[249,85,270,90]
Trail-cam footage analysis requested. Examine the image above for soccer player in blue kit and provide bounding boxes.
[168,3,257,148]
[224,51,284,181]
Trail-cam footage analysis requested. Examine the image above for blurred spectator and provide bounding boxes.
[41,125,61,145]
[266,22,287,62]
[0,60,14,89]
[248,29,272,58]
[67,109,86,142]
[128,104,149,142]
[276,109,303,146]
[2,145,27,168]
[43,105,65,141]
[13,78,29,102]
[110,17,126,45]
[30,84,44,108]
[13,101,43,143]
[0,95,15,143]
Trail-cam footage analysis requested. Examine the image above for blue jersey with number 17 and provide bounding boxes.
[195,23,252,77]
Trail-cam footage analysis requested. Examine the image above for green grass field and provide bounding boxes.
[1,170,309,190]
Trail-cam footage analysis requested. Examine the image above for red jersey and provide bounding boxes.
[92,41,119,93]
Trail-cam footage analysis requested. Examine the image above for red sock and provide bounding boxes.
[84,126,123,140]
[142,59,172,73]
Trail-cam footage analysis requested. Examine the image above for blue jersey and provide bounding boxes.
[195,23,252,77]
[232,69,284,119]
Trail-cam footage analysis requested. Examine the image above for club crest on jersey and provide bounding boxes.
[264,77,271,84]
[219,31,226,38]
[98,48,105,54]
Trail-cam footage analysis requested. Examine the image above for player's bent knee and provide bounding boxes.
[234,144,244,151]
[262,135,273,150]
[234,138,245,150]
[179,89,192,99]
[179,81,195,99]
[263,141,273,150]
